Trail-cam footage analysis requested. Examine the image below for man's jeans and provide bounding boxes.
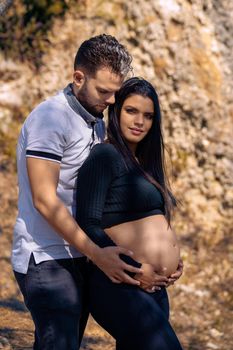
[14,254,89,350]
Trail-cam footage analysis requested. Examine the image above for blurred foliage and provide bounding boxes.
[0,107,26,169]
[0,125,18,166]
[172,149,189,177]
[0,0,80,69]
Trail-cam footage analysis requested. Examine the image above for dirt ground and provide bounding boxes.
[0,166,232,350]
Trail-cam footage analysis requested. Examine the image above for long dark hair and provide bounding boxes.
[107,77,176,225]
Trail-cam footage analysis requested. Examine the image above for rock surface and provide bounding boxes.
[0,0,232,349]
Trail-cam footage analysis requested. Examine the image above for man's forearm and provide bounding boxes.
[33,195,101,260]
[33,192,143,285]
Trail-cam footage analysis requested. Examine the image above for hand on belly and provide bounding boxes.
[135,241,180,277]
[134,263,169,292]
[105,215,181,277]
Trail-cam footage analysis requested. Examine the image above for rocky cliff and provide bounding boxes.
[0,1,233,349]
[1,0,232,246]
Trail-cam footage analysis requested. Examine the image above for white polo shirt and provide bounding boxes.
[12,84,105,273]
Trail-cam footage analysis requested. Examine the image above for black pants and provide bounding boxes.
[14,255,89,350]
[88,264,183,350]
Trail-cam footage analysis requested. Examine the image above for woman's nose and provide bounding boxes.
[134,114,144,125]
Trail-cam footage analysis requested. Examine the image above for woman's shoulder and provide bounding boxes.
[90,143,120,161]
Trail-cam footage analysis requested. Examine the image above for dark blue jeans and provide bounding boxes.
[88,264,183,350]
[14,254,89,350]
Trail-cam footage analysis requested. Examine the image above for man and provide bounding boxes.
[12,34,182,349]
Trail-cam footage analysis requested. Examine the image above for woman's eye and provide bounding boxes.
[125,108,135,114]
[145,114,153,120]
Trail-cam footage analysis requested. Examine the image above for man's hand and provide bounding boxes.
[134,263,168,293]
[167,258,184,287]
[92,246,143,286]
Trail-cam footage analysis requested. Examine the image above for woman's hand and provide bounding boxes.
[134,263,169,293]
[167,258,184,287]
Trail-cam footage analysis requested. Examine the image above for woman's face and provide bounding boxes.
[119,94,154,151]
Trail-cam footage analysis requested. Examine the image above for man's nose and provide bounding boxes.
[105,94,115,105]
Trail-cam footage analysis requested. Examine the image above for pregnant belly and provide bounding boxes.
[105,215,180,277]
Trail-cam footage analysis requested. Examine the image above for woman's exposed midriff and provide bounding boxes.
[105,214,180,277]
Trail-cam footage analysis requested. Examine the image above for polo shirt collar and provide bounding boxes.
[63,83,103,125]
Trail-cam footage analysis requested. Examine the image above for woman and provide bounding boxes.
[76,77,183,349]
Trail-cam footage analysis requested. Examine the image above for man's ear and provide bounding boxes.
[73,70,85,88]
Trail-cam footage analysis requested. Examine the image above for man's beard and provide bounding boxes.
[77,87,103,118]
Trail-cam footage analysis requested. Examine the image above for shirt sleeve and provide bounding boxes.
[76,144,141,268]
[25,102,68,163]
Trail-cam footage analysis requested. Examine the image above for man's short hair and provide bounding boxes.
[74,34,132,76]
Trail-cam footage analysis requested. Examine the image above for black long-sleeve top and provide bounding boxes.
[76,143,165,267]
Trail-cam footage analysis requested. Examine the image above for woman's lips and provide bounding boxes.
[129,128,143,135]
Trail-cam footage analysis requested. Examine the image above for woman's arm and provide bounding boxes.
[76,144,143,282]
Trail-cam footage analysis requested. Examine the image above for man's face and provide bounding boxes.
[74,67,124,117]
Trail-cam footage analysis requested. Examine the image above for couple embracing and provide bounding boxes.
[12,34,183,349]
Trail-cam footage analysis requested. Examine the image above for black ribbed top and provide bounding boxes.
[76,143,165,267]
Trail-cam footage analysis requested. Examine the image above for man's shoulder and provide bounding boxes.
[34,91,68,114]
[25,91,70,128]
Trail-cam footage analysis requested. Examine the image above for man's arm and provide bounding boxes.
[26,157,142,285]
